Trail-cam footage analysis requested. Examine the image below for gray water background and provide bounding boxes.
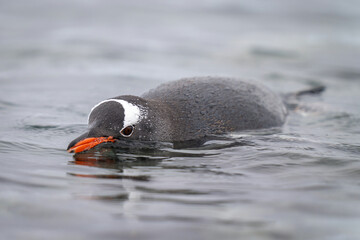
[1,1,360,239]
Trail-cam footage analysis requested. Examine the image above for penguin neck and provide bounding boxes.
[146,99,201,144]
[146,99,177,142]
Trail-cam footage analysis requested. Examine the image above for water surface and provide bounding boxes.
[1,1,360,239]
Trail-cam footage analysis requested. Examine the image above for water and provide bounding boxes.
[1,1,360,239]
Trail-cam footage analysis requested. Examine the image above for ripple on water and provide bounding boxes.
[22,123,88,134]
[0,99,19,109]
[0,140,43,153]
[250,47,299,59]
[333,69,360,81]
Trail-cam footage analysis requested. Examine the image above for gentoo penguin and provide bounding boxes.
[67,77,287,153]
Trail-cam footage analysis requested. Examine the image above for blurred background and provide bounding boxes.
[1,1,359,89]
[1,1,360,240]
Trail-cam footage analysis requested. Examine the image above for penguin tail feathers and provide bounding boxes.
[284,85,326,100]
[283,84,326,110]
[294,85,326,97]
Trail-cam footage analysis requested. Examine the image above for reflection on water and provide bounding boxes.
[68,172,151,181]
[66,138,253,205]
[68,137,248,170]
[69,147,164,170]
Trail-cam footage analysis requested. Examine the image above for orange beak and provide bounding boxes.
[67,136,116,153]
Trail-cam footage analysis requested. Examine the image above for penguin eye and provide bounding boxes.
[120,125,134,137]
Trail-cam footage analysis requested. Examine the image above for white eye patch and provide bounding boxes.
[88,99,146,128]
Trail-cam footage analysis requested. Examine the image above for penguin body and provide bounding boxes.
[68,77,287,151]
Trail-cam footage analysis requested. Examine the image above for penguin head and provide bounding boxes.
[67,96,151,153]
